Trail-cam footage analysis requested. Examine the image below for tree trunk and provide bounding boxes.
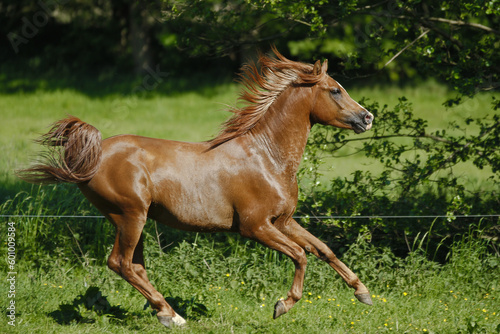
[129,2,154,75]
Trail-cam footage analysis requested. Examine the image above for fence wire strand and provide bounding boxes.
[1,214,499,219]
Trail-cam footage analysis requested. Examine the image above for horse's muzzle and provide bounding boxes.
[351,110,374,133]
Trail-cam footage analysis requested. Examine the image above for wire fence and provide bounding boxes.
[1,214,499,219]
[293,214,500,219]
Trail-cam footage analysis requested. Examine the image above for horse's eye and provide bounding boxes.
[331,88,341,96]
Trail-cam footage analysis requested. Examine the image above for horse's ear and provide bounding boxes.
[321,59,328,73]
[313,60,322,75]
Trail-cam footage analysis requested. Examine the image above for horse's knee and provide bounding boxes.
[295,247,307,268]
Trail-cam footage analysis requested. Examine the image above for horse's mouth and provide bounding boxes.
[352,122,372,134]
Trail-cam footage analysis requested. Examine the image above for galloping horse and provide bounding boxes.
[19,48,374,328]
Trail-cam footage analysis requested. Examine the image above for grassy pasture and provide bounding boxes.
[0,218,499,333]
[1,74,499,333]
[1,76,497,197]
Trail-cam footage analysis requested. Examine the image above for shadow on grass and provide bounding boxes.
[49,286,210,326]
[0,59,234,99]
[0,179,31,204]
[49,286,128,325]
[163,295,211,320]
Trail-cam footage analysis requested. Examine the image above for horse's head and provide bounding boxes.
[310,60,373,134]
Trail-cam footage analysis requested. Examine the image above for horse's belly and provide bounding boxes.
[148,157,239,232]
[148,193,236,233]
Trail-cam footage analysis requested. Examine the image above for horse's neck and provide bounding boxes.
[245,87,312,177]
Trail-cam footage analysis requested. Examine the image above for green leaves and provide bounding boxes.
[296,92,499,249]
[162,0,499,106]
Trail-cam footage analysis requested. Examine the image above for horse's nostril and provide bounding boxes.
[364,112,373,124]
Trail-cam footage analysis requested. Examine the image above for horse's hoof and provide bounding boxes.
[173,313,187,326]
[273,300,287,319]
[355,293,373,306]
[157,313,187,328]
[157,315,173,328]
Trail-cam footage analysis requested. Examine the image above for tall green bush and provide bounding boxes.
[296,97,499,257]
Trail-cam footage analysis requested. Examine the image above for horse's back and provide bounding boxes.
[80,134,236,231]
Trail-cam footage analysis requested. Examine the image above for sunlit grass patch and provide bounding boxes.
[0,228,498,333]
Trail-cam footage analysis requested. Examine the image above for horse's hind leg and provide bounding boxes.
[280,219,372,305]
[130,232,187,327]
[106,213,186,328]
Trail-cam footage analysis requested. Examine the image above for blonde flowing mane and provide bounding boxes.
[208,47,324,149]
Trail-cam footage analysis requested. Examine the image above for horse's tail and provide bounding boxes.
[17,116,102,184]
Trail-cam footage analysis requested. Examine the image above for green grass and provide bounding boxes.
[0,224,498,333]
[1,74,499,333]
[1,188,499,333]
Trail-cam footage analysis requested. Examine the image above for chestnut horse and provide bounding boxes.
[19,49,374,328]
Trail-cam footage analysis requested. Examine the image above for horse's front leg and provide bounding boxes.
[241,220,307,319]
[280,219,373,305]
